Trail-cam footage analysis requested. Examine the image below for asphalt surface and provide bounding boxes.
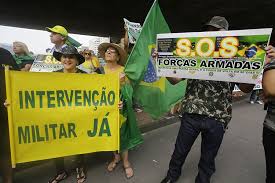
[1,99,267,183]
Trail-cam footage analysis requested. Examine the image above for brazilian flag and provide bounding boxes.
[124,0,186,119]
[119,83,143,151]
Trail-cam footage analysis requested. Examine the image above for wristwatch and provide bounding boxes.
[264,59,275,72]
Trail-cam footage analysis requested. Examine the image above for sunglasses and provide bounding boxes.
[84,52,91,56]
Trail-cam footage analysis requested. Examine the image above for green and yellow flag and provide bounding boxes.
[124,0,186,118]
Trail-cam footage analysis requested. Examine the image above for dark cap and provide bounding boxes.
[53,45,85,64]
[206,16,229,30]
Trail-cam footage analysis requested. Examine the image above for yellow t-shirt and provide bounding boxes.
[103,65,124,74]
[82,57,100,70]
[91,57,100,68]
[103,65,128,85]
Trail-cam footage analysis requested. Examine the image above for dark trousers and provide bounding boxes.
[263,126,275,183]
[250,90,261,102]
[0,69,13,182]
[167,113,225,183]
[55,155,85,174]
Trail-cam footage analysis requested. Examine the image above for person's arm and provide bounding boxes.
[263,68,275,99]
[151,49,185,85]
[166,77,185,85]
[263,61,275,99]
[123,24,129,53]
[262,45,275,100]
[239,83,254,93]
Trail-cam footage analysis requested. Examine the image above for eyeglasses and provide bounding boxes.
[84,53,91,56]
[106,49,118,54]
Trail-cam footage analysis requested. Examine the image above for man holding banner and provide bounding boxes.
[161,16,266,183]
[262,54,275,183]
[0,48,17,183]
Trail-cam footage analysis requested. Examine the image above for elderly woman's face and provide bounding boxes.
[61,55,78,70]
[104,47,120,63]
[13,43,24,54]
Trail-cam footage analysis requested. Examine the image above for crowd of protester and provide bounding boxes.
[0,16,275,183]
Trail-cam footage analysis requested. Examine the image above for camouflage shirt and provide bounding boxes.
[182,79,234,125]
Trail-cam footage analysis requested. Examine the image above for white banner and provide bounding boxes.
[30,55,63,72]
[156,28,272,84]
[123,18,142,44]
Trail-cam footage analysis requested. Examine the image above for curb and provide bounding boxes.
[140,115,180,134]
[139,94,249,134]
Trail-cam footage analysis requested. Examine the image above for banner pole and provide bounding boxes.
[117,73,120,153]
[4,66,16,168]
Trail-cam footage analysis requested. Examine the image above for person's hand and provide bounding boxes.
[3,99,10,107]
[20,64,32,72]
[151,48,158,63]
[120,72,126,83]
[118,101,123,109]
[152,48,158,59]
[124,24,128,31]
[265,45,275,64]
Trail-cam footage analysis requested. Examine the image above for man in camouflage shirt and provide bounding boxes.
[262,46,275,183]
[182,80,234,125]
[161,16,254,183]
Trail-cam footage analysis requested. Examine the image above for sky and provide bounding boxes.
[0,25,109,54]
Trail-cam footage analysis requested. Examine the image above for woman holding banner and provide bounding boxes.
[98,43,143,179]
[48,45,87,183]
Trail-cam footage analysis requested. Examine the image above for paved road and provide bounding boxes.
[3,100,267,183]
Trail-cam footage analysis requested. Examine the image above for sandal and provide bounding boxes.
[76,167,86,183]
[124,165,134,179]
[107,158,121,172]
[48,171,68,183]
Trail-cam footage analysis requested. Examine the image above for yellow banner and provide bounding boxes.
[5,69,120,167]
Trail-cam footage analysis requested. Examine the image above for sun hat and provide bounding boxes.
[53,45,85,64]
[98,43,127,66]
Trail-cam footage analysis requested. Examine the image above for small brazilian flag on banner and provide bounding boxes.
[124,0,186,118]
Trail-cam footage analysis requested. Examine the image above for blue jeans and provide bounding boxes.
[250,90,261,102]
[167,113,225,183]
